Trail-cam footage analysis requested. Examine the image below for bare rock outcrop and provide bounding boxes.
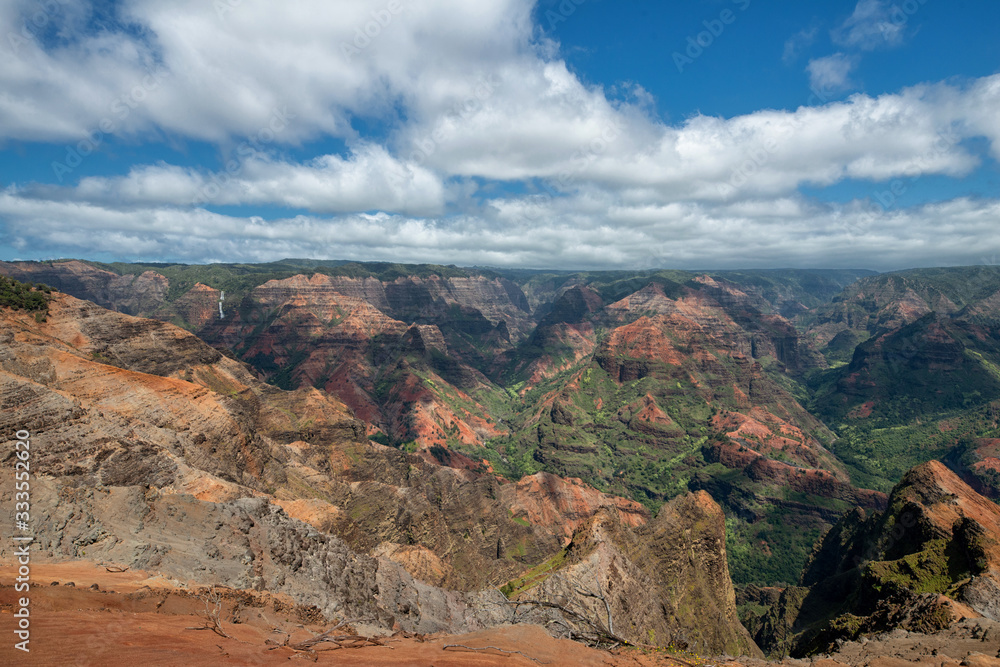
[2,291,751,649]
[0,259,168,314]
[517,492,763,657]
[750,461,1000,657]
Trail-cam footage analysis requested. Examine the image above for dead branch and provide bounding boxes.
[105,565,130,573]
[390,629,427,642]
[493,596,630,648]
[575,573,614,636]
[280,618,384,653]
[185,588,229,638]
[288,617,353,649]
[443,644,550,663]
[665,654,699,667]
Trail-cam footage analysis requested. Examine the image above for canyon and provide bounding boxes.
[2,260,1000,664]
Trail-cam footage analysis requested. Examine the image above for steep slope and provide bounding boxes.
[209,272,519,449]
[0,292,628,591]
[517,279,844,491]
[510,492,762,656]
[804,267,1000,354]
[0,294,513,632]
[0,287,757,652]
[745,460,1000,657]
[0,259,170,314]
[806,268,1000,494]
[0,260,531,453]
[489,279,885,585]
[0,260,888,587]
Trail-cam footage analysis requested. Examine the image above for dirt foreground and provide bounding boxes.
[0,560,695,666]
[2,561,1000,667]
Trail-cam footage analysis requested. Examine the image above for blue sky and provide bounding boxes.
[0,0,998,270]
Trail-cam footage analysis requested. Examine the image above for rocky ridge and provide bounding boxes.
[0,260,897,586]
[744,461,1000,657]
[0,291,758,653]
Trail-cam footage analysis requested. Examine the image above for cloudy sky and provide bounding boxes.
[0,0,998,270]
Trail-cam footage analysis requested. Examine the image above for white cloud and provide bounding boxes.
[404,75,990,199]
[62,145,446,216]
[783,27,818,65]
[0,0,997,271]
[2,0,992,201]
[0,0,537,144]
[11,74,997,225]
[807,53,859,94]
[832,0,907,51]
[4,188,1000,271]
[964,75,1000,161]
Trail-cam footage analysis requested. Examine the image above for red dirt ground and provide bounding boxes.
[0,561,694,666]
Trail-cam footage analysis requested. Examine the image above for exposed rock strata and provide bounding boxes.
[519,492,762,657]
[747,461,1000,657]
[0,293,758,652]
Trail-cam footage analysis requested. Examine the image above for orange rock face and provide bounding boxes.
[200,273,515,450]
[711,409,837,472]
[600,315,686,368]
[172,282,223,328]
[506,472,650,544]
[896,461,1000,543]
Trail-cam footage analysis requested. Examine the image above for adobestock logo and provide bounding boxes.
[340,0,412,62]
[51,69,172,183]
[191,106,297,207]
[673,0,752,74]
[521,121,622,223]
[881,0,933,39]
[541,0,590,31]
[7,0,69,55]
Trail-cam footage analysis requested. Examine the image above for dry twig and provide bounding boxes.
[575,574,614,636]
[185,588,230,638]
[278,618,384,653]
[497,595,630,647]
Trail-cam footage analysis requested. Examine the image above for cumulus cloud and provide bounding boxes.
[404,75,991,198]
[60,145,446,216]
[0,0,537,143]
[0,0,997,271]
[5,71,999,269]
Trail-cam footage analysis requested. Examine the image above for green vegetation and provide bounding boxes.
[808,302,1000,492]
[864,538,970,596]
[509,510,531,527]
[724,504,833,586]
[0,275,52,313]
[474,361,712,508]
[499,548,568,598]
[23,258,1000,590]
[369,431,392,446]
